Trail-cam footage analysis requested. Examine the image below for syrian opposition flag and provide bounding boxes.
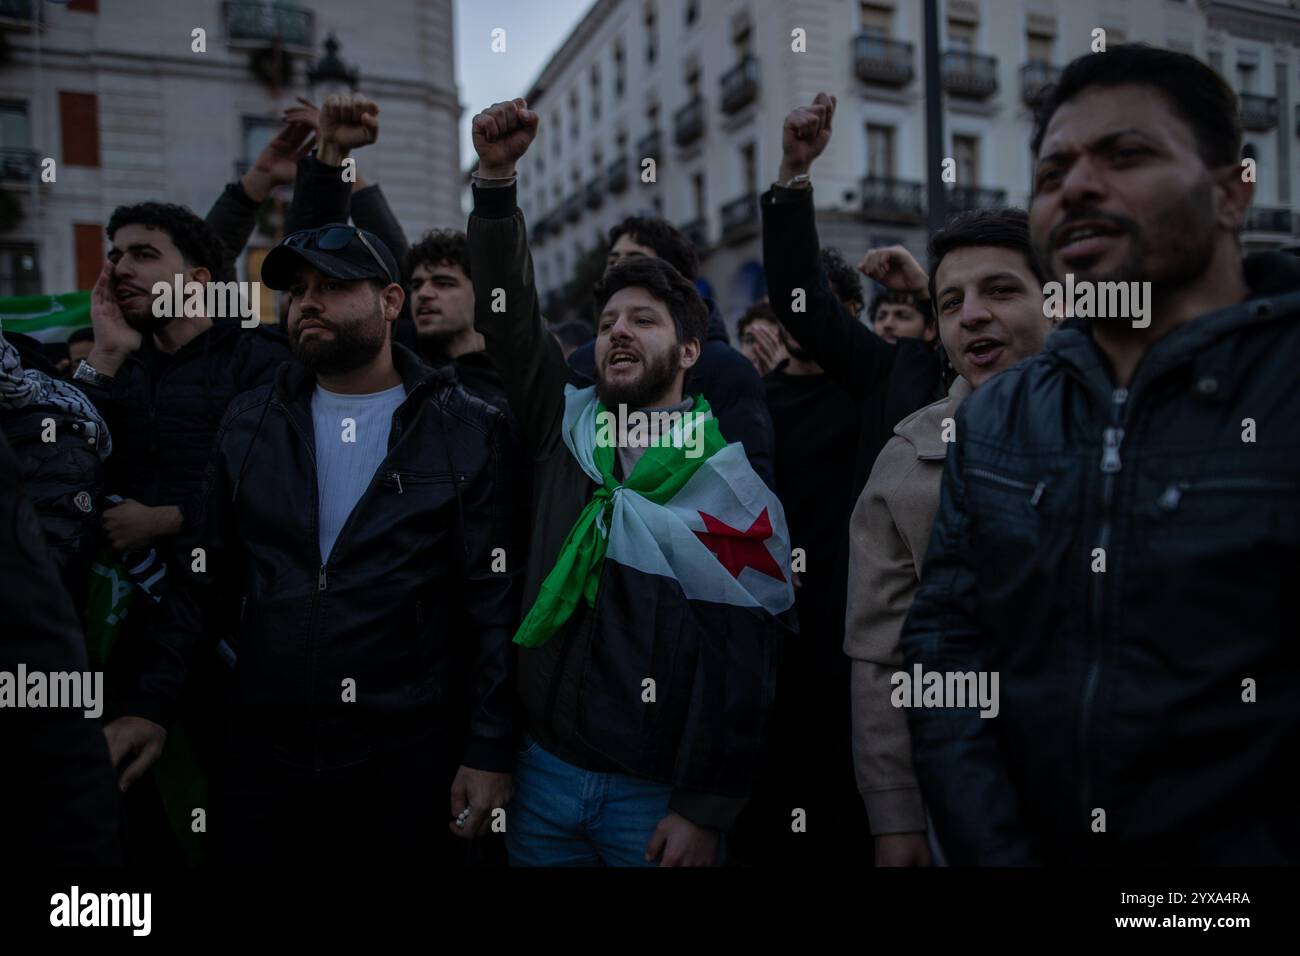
[515,385,796,795]
[0,292,91,343]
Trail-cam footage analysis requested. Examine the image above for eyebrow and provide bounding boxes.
[936,271,1026,300]
[1037,128,1153,168]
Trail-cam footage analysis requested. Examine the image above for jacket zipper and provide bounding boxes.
[386,471,464,495]
[966,467,1048,506]
[1079,386,1127,849]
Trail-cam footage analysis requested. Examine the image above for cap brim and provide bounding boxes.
[260,245,390,291]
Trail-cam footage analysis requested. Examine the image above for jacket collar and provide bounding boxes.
[895,374,973,461]
[274,341,455,405]
[1045,253,1300,403]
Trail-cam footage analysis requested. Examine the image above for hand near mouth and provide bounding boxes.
[89,261,142,359]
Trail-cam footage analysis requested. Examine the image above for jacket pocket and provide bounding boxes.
[384,471,461,495]
[966,466,1050,519]
[1156,477,1300,513]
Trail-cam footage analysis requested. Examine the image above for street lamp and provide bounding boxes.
[307,33,359,98]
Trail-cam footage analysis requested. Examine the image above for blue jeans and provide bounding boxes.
[506,736,677,867]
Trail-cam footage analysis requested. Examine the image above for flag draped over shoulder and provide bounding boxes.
[518,385,796,794]
[515,385,795,648]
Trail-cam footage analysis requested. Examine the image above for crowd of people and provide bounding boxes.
[4,43,1297,868]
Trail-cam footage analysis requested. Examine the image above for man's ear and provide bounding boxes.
[381,283,405,323]
[1214,161,1254,234]
[923,322,938,343]
[679,336,702,371]
[187,265,212,287]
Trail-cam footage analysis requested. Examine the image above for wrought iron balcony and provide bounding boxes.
[942,50,998,99]
[564,192,581,223]
[679,217,709,249]
[852,34,914,87]
[860,175,925,222]
[531,212,551,242]
[720,55,760,114]
[947,186,1007,213]
[637,129,662,161]
[674,97,705,147]
[224,1,314,51]
[719,193,759,239]
[1020,60,1060,107]
[1242,206,1292,234]
[1239,93,1278,132]
[585,176,604,210]
[607,156,629,193]
[0,148,38,183]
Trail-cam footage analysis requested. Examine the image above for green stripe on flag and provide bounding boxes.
[0,292,92,342]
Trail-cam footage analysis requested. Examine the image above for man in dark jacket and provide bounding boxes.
[0,431,121,866]
[902,44,1300,865]
[762,94,943,495]
[469,99,791,867]
[567,216,777,489]
[106,225,521,864]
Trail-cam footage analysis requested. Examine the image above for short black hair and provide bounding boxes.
[1031,43,1241,171]
[608,217,699,281]
[405,228,469,285]
[870,289,931,326]
[927,208,1050,307]
[820,247,864,314]
[106,202,226,276]
[593,256,708,346]
[67,326,95,346]
[737,302,779,338]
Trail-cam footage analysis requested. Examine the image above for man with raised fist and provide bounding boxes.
[468,98,794,867]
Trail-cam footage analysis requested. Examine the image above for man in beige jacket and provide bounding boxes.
[847,209,1056,866]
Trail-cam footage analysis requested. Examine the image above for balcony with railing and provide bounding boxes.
[947,186,1007,213]
[860,175,925,222]
[532,212,552,243]
[0,148,39,183]
[637,129,662,161]
[224,1,314,51]
[585,175,605,210]
[1239,93,1278,132]
[942,50,998,99]
[852,34,914,87]
[680,217,709,250]
[564,192,581,223]
[720,56,760,114]
[607,156,629,193]
[674,97,706,147]
[1020,61,1060,106]
[1242,206,1292,235]
[719,193,759,241]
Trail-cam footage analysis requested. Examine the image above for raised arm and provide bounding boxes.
[465,98,570,459]
[284,92,378,235]
[761,92,894,401]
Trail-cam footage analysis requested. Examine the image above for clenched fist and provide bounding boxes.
[472,98,540,179]
[858,244,929,295]
[779,92,837,184]
[318,92,379,166]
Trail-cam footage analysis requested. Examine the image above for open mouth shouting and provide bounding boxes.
[1055,220,1127,267]
[605,348,641,374]
[963,336,1006,369]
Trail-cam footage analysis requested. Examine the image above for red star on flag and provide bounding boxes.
[693,507,786,582]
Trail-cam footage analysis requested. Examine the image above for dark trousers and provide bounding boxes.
[216,742,467,867]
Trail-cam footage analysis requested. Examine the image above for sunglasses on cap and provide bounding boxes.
[283,225,396,284]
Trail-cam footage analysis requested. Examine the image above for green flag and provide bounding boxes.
[0,292,92,343]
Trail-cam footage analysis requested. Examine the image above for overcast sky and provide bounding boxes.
[454,0,593,171]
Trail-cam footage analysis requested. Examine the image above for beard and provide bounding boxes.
[292,308,388,375]
[596,343,681,409]
[1035,183,1218,331]
[122,303,172,335]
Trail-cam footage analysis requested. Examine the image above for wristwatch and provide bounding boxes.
[72,359,114,389]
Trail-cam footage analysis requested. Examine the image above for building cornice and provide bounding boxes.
[1203,0,1300,45]
[525,0,621,106]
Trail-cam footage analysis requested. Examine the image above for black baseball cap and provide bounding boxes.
[261,224,401,291]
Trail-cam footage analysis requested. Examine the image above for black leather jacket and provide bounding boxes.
[123,344,523,772]
[902,253,1300,865]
